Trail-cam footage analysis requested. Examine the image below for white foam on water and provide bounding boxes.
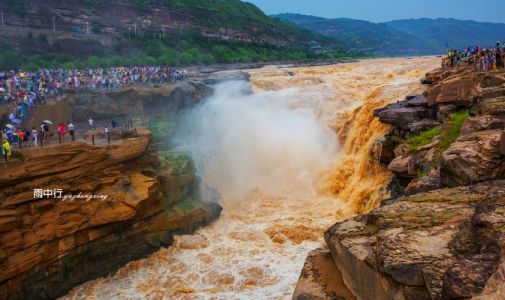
[62,57,440,300]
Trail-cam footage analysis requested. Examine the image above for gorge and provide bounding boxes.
[59,56,440,299]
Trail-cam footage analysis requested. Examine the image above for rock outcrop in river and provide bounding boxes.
[0,128,221,299]
[296,67,505,299]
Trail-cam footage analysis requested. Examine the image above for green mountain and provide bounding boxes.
[0,0,350,69]
[273,13,436,56]
[274,13,505,56]
[385,18,505,51]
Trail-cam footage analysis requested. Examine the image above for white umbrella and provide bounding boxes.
[0,87,5,92]
[6,124,15,130]
[43,120,53,125]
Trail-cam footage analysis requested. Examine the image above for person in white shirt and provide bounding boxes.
[68,122,75,141]
[31,127,38,146]
[88,118,94,130]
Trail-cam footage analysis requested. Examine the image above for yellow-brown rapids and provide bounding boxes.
[62,57,438,300]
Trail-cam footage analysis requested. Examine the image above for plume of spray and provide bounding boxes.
[174,81,339,200]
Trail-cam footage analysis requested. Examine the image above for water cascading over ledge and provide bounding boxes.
[61,57,441,299]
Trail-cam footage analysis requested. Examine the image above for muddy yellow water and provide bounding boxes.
[63,57,439,299]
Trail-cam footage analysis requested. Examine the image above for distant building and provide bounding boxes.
[308,40,331,54]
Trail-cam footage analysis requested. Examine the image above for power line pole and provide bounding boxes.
[180,25,182,40]
[161,26,164,39]
[134,22,137,38]
[86,22,89,34]
[52,16,56,31]
[1,12,4,31]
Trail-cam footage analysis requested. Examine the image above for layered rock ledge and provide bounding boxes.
[325,182,505,299]
[0,129,221,299]
[296,67,505,299]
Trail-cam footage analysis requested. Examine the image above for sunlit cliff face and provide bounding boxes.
[63,57,439,300]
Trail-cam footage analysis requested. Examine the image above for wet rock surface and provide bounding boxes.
[65,81,212,124]
[293,248,356,300]
[373,94,439,136]
[297,67,505,300]
[441,129,505,186]
[325,182,505,300]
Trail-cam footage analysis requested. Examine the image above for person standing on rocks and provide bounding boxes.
[43,122,50,140]
[68,122,75,141]
[31,127,38,146]
[2,140,11,162]
[88,117,95,130]
[496,49,503,69]
[0,129,5,143]
[58,123,66,142]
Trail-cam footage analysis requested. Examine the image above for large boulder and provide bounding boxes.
[441,129,505,186]
[426,76,481,107]
[421,68,457,85]
[293,248,356,300]
[388,155,416,178]
[479,84,505,100]
[404,170,442,196]
[461,115,505,134]
[478,96,505,116]
[325,181,505,300]
[373,94,438,136]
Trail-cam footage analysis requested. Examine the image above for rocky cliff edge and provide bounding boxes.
[295,67,505,300]
[0,128,221,299]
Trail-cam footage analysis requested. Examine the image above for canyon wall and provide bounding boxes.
[0,85,222,300]
[297,67,505,299]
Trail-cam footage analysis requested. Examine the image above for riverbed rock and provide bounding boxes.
[461,115,505,134]
[405,170,442,196]
[325,181,505,300]
[426,76,481,107]
[387,155,416,178]
[441,129,505,186]
[479,84,505,100]
[436,104,459,121]
[422,69,456,85]
[293,248,356,300]
[478,96,505,116]
[373,94,438,136]
[393,144,410,158]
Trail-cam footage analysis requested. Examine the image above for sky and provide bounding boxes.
[244,0,505,23]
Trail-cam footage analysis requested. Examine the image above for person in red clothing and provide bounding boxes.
[58,123,65,142]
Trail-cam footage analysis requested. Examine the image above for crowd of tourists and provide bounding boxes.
[443,42,505,71]
[0,65,188,160]
[1,117,134,162]
[1,66,189,99]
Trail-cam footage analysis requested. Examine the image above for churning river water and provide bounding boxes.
[63,57,439,300]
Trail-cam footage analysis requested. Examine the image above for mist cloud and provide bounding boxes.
[175,81,339,199]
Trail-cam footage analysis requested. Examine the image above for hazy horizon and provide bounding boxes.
[245,0,505,24]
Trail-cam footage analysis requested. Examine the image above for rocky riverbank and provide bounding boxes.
[0,128,221,300]
[295,67,505,299]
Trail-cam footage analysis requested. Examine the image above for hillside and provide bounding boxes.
[385,18,505,51]
[0,0,347,69]
[274,13,505,56]
[274,13,437,56]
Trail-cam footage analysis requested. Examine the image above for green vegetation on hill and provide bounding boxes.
[405,110,469,154]
[274,13,437,56]
[0,37,355,70]
[405,126,442,153]
[0,1,360,69]
[404,110,469,177]
[437,110,469,156]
